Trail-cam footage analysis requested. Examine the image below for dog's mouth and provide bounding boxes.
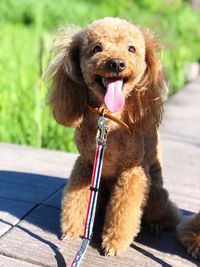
[95,76,129,113]
[96,76,129,90]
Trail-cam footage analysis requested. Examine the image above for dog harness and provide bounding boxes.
[68,111,108,267]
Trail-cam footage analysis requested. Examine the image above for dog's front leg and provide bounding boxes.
[102,166,148,256]
[61,156,91,240]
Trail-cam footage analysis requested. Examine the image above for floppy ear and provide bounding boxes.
[46,26,87,127]
[127,29,166,132]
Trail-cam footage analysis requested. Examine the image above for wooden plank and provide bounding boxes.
[0,197,35,236]
[0,205,64,267]
[0,255,42,267]
[161,137,200,213]
[44,188,64,209]
[0,205,198,267]
[0,142,77,178]
[160,78,200,214]
[0,171,65,204]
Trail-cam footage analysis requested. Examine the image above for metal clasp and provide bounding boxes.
[96,113,108,146]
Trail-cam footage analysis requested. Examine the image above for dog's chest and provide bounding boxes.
[75,125,144,178]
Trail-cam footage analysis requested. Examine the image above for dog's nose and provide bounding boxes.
[107,59,126,73]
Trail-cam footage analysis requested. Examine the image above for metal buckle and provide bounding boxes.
[96,112,108,146]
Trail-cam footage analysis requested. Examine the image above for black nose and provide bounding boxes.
[107,59,126,73]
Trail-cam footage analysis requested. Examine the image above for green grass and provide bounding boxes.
[0,24,76,151]
[0,0,200,151]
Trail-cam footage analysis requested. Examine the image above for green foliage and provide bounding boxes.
[0,0,200,151]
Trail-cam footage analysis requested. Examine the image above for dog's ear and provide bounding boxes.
[46,26,87,127]
[127,29,167,132]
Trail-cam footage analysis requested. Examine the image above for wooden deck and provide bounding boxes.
[0,77,200,267]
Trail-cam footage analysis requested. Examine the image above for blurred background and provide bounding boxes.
[0,0,199,152]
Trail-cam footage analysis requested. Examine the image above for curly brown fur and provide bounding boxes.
[177,212,200,260]
[46,17,181,256]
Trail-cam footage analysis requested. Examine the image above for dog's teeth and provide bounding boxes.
[102,78,106,87]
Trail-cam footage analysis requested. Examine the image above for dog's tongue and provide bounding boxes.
[104,78,125,113]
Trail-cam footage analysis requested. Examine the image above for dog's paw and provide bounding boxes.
[102,235,129,256]
[61,224,83,241]
[103,246,120,256]
[61,230,80,241]
[102,242,123,256]
[187,242,200,260]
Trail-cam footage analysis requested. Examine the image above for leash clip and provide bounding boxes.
[96,113,108,146]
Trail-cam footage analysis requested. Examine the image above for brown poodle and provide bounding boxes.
[177,212,200,260]
[46,17,181,256]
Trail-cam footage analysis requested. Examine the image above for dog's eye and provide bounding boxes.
[93,45,102,54]
[128,46,136,53]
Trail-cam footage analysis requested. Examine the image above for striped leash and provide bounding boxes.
[68,111,108,267]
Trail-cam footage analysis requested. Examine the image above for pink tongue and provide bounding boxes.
[104,79,125,113]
